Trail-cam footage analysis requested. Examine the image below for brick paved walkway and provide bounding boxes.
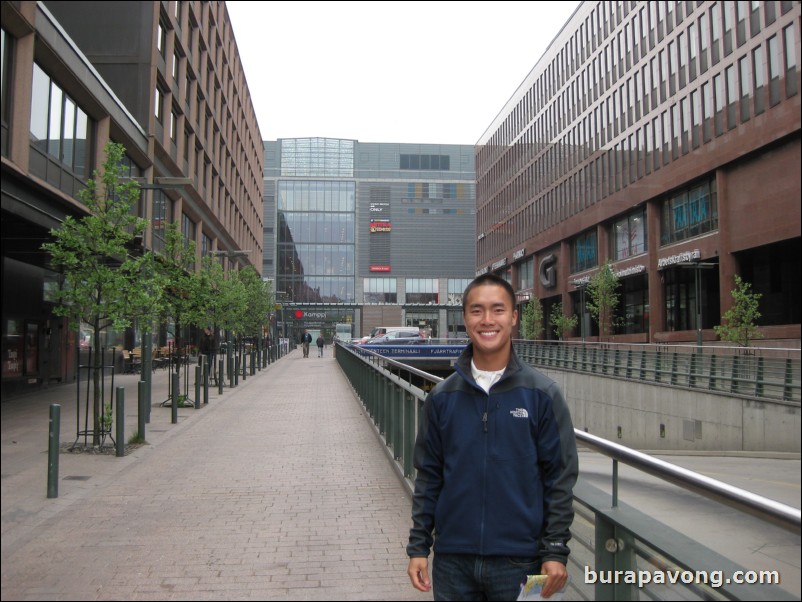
[1,349,432,601]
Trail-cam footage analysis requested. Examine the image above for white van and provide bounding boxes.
[368,326,409,338]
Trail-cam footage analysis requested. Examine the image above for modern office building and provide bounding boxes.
[476,0,800,345]
[1,1,263,397]
[263,138,476,341]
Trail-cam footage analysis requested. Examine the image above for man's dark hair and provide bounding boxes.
[462,273,516,313]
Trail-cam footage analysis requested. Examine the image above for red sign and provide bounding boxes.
[294,310,304,318]
[370,265,391,272]
[370,220,391,233]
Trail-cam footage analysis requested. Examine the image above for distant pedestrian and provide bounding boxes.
[316,335,325,357]
[199,327,215,376]
[301,329,312,358]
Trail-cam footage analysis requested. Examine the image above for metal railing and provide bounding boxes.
[515,340,801,403]
[335,341,800,600]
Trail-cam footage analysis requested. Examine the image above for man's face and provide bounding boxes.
[463,284,517,358]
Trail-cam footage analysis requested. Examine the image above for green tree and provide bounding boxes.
[520,297,544,340]
[237,266,273,339]
[714,275,763,347]
[587,262,620,341]
[549,302,578,340]
[41,142,161,444]
[158,222,204,383]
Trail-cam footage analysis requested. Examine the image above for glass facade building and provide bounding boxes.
[264,138,476,342]
[476,1,800,345]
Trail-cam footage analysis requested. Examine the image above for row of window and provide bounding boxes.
[279,212,355,244]
[478,2,797,266]
[399,154,451,171]
[567,178,717,274]
[482,1,796,163]
[479,19,796,258]
[153,1,264,259]
[278,180,356,212]
[29,63,90,178]
[280,138,355,178]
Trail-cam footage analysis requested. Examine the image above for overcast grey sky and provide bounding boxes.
[225,1,580,145]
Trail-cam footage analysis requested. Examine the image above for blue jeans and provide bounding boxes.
[432,553,540,601]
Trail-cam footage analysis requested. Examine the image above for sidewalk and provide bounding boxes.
[1,349,432,601]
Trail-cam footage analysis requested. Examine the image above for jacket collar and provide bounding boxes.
[454,342,522,388]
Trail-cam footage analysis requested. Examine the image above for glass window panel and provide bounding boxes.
[30,64,50,150]
[74,108,88,177]
[47,83,62,158]
[62,97,75,169]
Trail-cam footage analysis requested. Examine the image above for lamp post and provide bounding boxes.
[678,260,716,349]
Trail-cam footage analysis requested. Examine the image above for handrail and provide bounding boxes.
[338,340,800,534]
[336,340,800,599]
[577,430,801,534]
[514,340,801,402]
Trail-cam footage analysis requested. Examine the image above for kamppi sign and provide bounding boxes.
[292,310,327,319]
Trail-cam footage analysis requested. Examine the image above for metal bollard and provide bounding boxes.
[218,359,224,395]
[116,386,125,457]
[171,372,179,424]
[138,380,146,441]
[194,366,201,409]
[203,363,209,404]
[47,404,60,498]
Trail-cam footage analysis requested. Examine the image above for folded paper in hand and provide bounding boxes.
[516,574,570,601]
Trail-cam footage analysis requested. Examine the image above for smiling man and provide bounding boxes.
[407,273,578,600]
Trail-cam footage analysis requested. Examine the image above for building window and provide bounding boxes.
[784,25,798,97]
[363,278,396,303]
[152,190,172,254]
[170,109,178,141]
[201,233,212,257]
[1,28,11,156]
[660,179,718,245]
[400,154,450,171]
[277,180,355,303]
[610,209,647,260]
[157,19,167,57]
[29,63,90,178]
[663,263,720,333]
[447,278,472,305]
[155,86,164,123]
[446,308,467,338]
[571,229,598,273]
[518,258,535,291]
[614,274,649,335]
[406,310,439,338]
[405,278,439,304]
[280,138,354,177]
[753,44,766,114]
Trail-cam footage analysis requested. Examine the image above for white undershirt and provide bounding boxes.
[471,359,505,394]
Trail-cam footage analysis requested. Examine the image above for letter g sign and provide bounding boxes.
[539,254,557,289]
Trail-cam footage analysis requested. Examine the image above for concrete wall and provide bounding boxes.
[540,368,801,453]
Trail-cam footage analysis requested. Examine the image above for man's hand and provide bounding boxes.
[407,556,432,592]
[540,560,568,598]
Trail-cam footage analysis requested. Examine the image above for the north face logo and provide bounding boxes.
[510,408,528,418]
